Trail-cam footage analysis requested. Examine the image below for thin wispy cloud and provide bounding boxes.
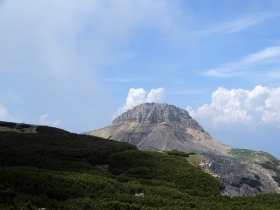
[166,89,206,95]
[39,113,61,127]
[203,45,280,78]
[0,104,12,121]
[268,71,280,78]
[194,13,280,35]
[102,78,136,83]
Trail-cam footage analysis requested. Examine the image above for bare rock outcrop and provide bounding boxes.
[113,103,203,130]
[88,103,230,154]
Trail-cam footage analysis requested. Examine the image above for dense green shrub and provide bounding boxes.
[166,149,190,157]
[0,125,137,171]
[109,150,224,197]
[17,123,31,129]
[239,177,262,188]
[260,161,277,170]
[0,121,17,127]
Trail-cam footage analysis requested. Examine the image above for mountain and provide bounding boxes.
[1,121,280,209]
[88,103,231,154]
[87,102,280,197]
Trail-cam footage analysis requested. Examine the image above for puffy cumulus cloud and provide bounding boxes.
[39,113,61,127]
[186,86,280,128]
[147,88,165,103]
[0,104,13,121]
[115,88,164,118]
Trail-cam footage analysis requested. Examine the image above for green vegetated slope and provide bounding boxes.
[229,148,256,159]
[0,121,280,209]
[230,148,280,187]
[0,121,36,133]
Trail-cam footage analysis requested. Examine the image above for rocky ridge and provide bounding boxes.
[113,103,204,130]
[87,102,280,196]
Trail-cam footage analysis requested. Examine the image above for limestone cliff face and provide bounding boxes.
[88,103,230,154]
[113,103,203,130]
[86,102,280,197]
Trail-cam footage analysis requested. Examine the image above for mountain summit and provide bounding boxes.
[88,103,231,154]
[113,103,202,128]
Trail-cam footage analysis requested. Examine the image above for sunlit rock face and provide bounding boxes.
[88,103,230,154]
[86,102,280,197]
[113,103,202,129]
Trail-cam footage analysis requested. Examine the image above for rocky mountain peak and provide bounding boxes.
[113,103,203,131]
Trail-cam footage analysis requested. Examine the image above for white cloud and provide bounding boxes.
[39,113,61,127]
[166,89,206,95]
[102,77,136,83]
[186,86,280,128]
[0,0,185,111]
[204,46,280,78]
[194,13,280,35]
[0,0,185,75]
[0,104,13,121]
[147,88,165,102]
[115,87,165,118]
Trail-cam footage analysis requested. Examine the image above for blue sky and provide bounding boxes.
[1,0,280,158]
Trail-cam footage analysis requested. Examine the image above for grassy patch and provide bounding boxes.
[186,154,206,165]
[229,148,255,159]
[0,121,37,133]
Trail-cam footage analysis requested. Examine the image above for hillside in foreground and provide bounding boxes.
[0,121,280,209]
